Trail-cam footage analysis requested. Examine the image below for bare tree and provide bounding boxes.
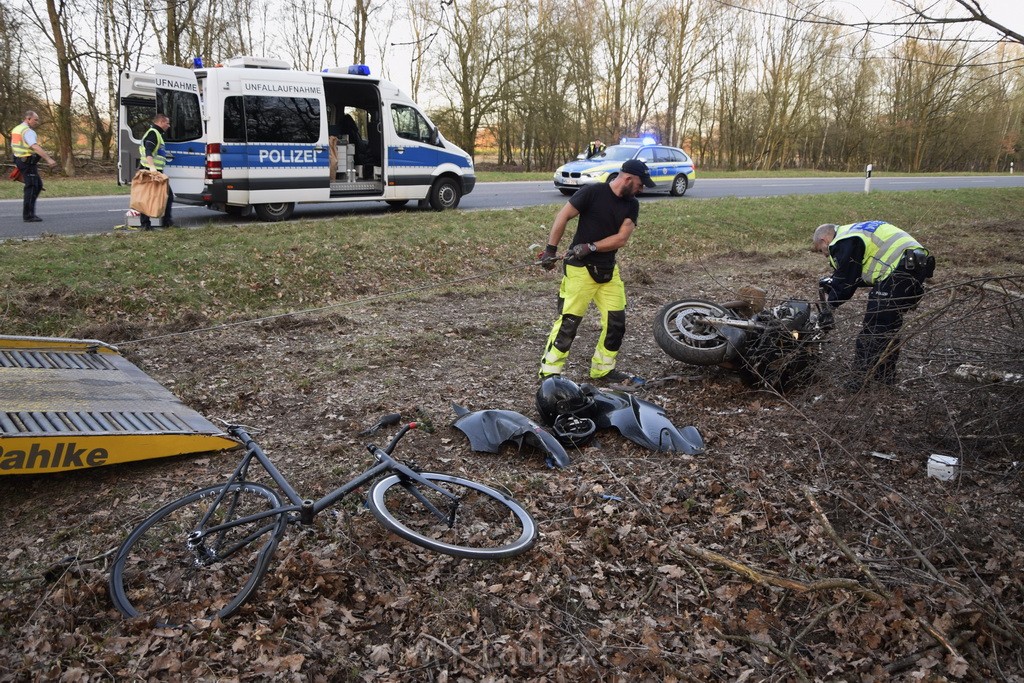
[432,0,527,157]
[0,0,36,156]
[21,0,79,174]
[660,0,717,149]
[402,0,435,101]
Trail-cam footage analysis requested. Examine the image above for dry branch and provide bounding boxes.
[676,543,886,602]
[804,488,892,598]
[953,364,1024,386]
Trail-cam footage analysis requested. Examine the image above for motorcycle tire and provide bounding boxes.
[653,299,737,366]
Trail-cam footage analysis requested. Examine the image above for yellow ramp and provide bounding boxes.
[0,335,238,475]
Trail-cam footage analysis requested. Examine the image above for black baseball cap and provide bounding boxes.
[621,159,656,187]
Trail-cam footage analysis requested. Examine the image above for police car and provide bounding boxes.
[553,137,696,196]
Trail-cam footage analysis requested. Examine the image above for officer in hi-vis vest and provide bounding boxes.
[10,110,57,222]
[138,113,175,230]
[812,221,935,391]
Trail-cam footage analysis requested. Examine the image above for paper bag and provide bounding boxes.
[329,135,339,179]
[129,169,169,217]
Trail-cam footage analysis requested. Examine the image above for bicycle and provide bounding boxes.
[108,418,537,624]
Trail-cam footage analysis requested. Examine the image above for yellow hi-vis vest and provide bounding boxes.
[138,126,168,170]
[11,123,33,158]
[829,221,924,284]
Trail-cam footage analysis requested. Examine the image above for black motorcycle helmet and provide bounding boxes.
[535,376,594,426]
[552,413,597,448]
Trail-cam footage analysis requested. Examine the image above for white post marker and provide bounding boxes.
[864,164,873,193]
[1011,161,1014,175]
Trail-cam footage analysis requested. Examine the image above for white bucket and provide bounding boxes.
[927,454,959,481]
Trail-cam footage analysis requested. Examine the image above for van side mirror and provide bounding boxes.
[429,126,441,146]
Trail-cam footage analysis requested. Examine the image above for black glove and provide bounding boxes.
[539,244,558,271]
[818,308,835,332]
[568,242,597,260]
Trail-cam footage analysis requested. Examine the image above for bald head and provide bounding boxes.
[812,223,837,255]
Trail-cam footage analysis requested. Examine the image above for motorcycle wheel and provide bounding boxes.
[653,299,736,366]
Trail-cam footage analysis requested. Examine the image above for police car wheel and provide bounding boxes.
[670,175,688,196]
[429,177,461,211]
[254,202,295,222]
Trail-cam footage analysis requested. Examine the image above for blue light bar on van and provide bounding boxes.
[348,64,371,76]
[193,56,204,69]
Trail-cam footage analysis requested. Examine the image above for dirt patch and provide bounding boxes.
[2,224,1023,681]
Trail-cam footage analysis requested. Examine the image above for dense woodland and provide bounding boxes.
[1,0,1022,174]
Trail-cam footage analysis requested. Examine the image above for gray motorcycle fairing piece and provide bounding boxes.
[579,384,704,454]
[451,403,570,468]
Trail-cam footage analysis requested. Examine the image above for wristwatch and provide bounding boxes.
[585,242,597,253]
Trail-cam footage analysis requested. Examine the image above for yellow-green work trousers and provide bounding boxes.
[539,264,626,379]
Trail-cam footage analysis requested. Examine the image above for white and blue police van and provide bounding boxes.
[118,56,475,221]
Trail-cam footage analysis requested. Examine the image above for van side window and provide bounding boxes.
[391,104,433,144]
[240,96,320,143]
[156,89,202,142]
[122,97,155,140]
[224,97,245,143]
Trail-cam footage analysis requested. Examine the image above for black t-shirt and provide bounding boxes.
[567,183,639,267]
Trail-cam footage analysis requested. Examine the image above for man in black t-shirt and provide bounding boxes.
[538,158,655,384]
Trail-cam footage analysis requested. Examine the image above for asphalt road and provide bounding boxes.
[3,174,1023,241]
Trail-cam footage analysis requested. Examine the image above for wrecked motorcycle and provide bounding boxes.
[653,285,830,391]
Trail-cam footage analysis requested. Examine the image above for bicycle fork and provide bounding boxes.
[371,444,462,528]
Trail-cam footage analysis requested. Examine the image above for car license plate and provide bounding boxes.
[564,178,577,185]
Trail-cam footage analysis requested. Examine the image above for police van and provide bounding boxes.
[118,56,476,221]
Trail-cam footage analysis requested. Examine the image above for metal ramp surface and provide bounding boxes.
[0,335,238,475]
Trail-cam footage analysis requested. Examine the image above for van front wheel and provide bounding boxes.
[254,202,295,222]
[428,178,461,211]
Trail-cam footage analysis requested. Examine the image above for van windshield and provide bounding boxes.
[157,89,202,142]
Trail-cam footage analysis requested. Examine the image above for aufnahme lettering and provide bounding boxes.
[154,77,198,92]
[243,82,322,95]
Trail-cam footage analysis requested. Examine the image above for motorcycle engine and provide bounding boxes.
[770,300,812,331]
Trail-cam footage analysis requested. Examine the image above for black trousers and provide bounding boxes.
[854,269,926,383]
[15,157,42,219]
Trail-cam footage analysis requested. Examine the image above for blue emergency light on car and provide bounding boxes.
[348,64,371,76]
[193,56,204,69]
[620,135,659,145]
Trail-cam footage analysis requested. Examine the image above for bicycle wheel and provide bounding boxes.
[109,482,288,624]
[367,473,537,560]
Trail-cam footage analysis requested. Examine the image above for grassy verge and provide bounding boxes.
[2,187,1021,340]
[4,169,1018,199]
[0,175,131,199]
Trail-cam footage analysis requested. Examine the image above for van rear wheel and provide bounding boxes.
[254,202,295,222]
[428,177,461,210]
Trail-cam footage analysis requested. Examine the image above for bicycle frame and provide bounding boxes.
[188,423,461,552]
